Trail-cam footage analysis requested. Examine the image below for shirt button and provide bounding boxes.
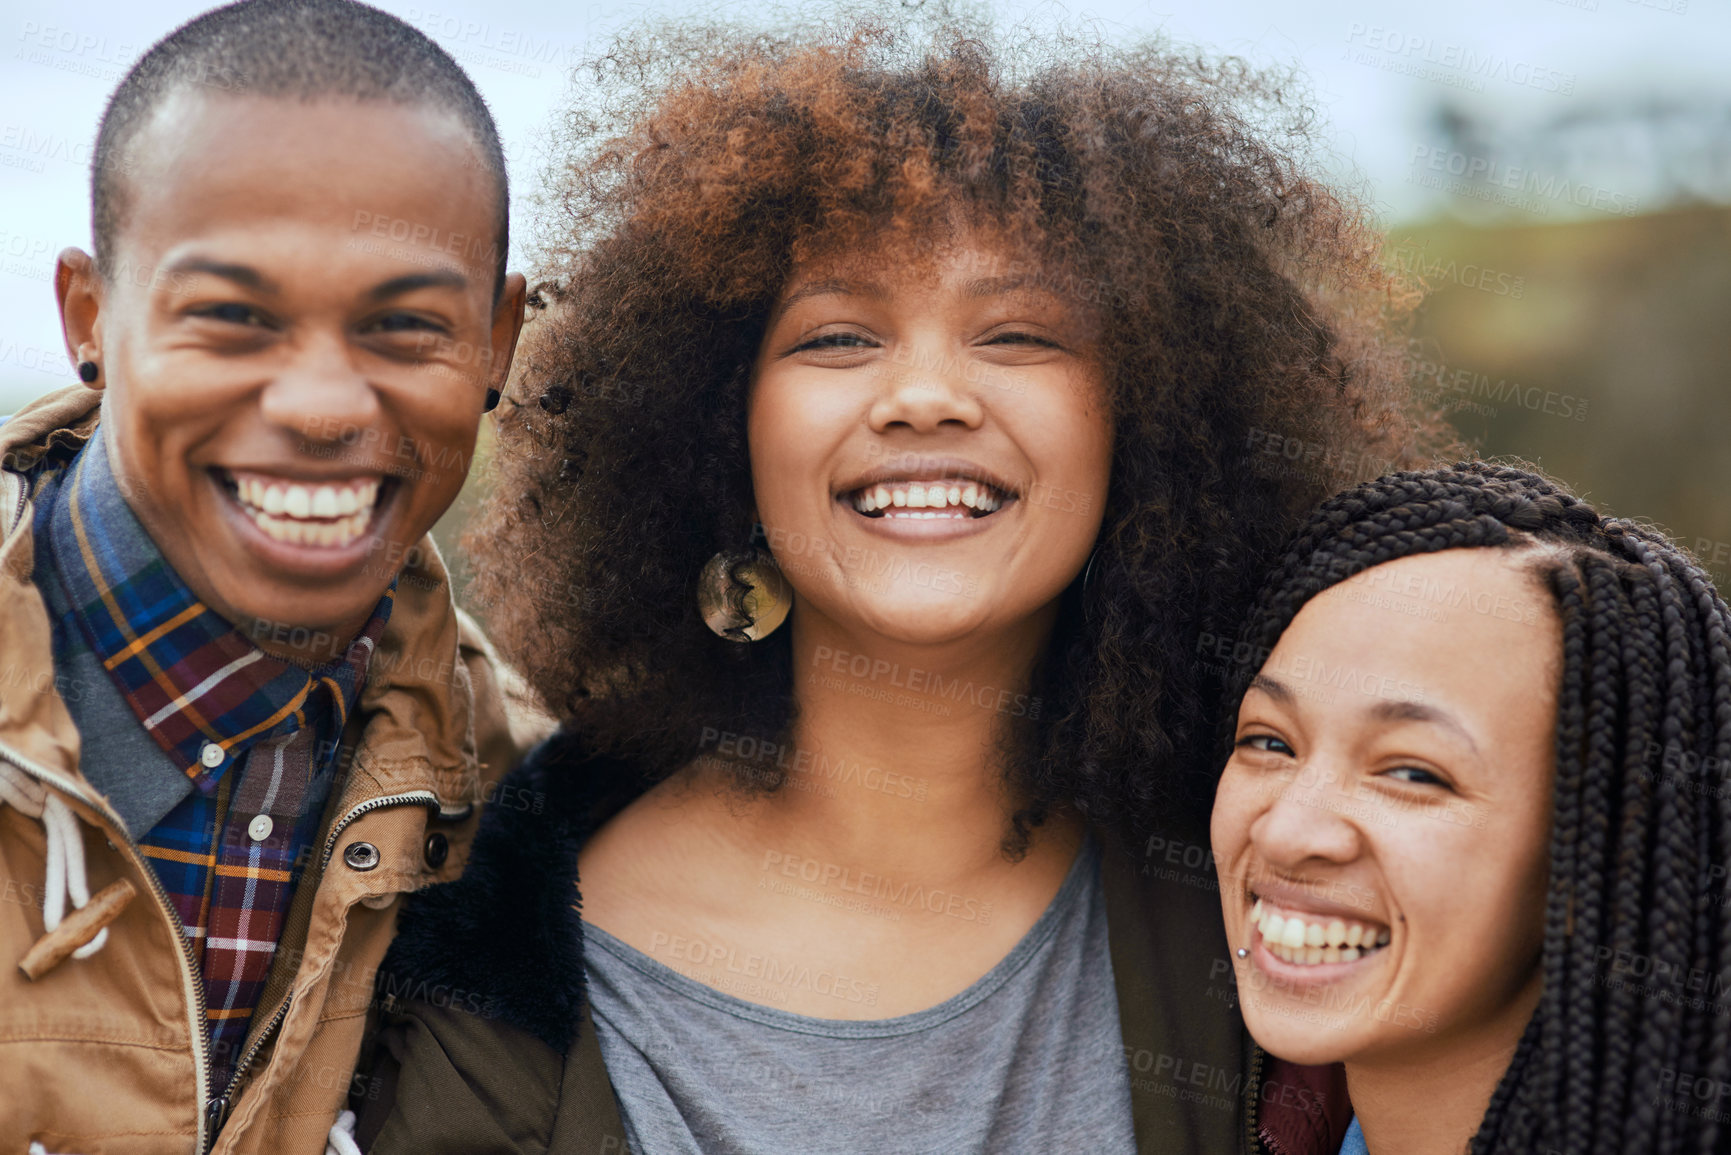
[424,832,449,869]
[199,742,226,768]
[247,814,274,842]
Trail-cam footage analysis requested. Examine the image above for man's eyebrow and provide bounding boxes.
[1367,698,1479,755]
[366,270,469,301]
[165,257,280,295]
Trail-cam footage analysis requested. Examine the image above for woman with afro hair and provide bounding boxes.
[351,12,1446,1153]
[1214,463,1731,1155]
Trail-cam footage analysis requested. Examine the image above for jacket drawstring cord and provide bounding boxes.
[326,1109,362,1155]
[0,762,110,960]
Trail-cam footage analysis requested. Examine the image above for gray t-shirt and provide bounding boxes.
[582,836,1135,1155]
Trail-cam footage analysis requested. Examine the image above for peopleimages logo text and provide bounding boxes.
[1411,146,1640,217]
[1345,25,1576,95]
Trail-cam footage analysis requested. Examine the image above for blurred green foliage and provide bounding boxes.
[1391,205,1731,585]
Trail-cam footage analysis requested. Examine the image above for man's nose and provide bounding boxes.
[258,332,384,445]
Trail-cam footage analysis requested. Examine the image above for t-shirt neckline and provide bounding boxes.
[583,833,1102,1040]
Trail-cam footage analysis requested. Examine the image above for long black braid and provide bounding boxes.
[1222,462,1731,1155]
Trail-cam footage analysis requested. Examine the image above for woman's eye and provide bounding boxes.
[793,332,873,351]
[1238,734,1294,757]
[1382,766,1449,788]
[194,303,266,327]
[984,331,1058,347]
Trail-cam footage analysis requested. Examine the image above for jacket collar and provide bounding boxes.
[32,428,393,786]
[0,385,479,819]
[0,386,101,779]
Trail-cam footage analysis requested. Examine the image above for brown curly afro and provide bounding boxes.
[462,12,1453,841]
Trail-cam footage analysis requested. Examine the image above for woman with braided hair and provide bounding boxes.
[1212,461,1731,1155]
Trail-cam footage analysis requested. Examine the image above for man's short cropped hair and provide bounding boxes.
[91,0,510,297]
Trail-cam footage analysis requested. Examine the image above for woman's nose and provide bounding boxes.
[866,343,986,434]
[1251,762,1364,869]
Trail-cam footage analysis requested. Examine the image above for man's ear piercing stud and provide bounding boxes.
[1235,947,1250,959]
[78,361,99,383]
[483,387,501,411]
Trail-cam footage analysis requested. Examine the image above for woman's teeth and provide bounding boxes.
[1250,897,1391,966]
[227,472,381,548]
[851,480,1005,518]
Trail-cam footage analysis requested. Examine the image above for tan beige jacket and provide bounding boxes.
[0,386,545,1154]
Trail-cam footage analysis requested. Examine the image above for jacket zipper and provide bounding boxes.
[205,789,441,1144]
[204,993,293,1144]
[8,472,26,534]
[0,739,213,1153]
[1244,1041,1265,1155]
[319,790,440,868]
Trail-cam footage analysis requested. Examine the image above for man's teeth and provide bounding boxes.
[852,480,1004,515]
[231,475,380,548]
[1250,897,1390,966]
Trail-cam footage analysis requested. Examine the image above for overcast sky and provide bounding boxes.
[3,0,1725,409]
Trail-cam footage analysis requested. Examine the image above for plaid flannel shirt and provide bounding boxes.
[31,433,392,1085]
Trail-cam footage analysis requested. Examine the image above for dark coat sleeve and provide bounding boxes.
[354,1000,565,1153]
[349,732,628,1150]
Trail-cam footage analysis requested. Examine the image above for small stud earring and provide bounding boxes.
[483,387,501,412]
[697,548,792,642]
[78,361,99,383]
[1235,947,1249,959]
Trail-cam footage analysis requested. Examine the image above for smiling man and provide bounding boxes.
[0,2,538,1151]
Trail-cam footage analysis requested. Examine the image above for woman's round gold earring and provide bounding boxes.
[697,548,793,642]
